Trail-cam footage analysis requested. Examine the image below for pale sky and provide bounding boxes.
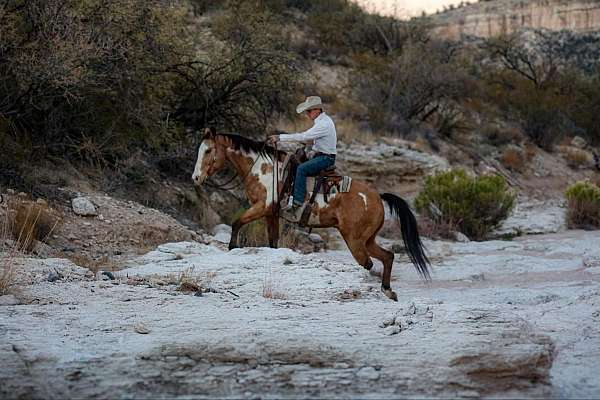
[355,0,465,17]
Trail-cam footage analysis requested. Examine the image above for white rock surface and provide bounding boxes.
[212,224,232,244]
[0,295,19,306]
[71,197,98,216]
[494,199,567,237]
[1,230,600,398]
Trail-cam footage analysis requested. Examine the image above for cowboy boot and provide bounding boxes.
[282,202,304,223]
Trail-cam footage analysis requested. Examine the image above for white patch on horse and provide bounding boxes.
[313,193,336,208]
[359,192,368,209]
[192,141,209,181]
[251,153,277,206]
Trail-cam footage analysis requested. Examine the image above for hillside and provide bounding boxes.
[1,0,600,393]
[429,0,600,39]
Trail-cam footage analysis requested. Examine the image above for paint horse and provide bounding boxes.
[192,128,430,301]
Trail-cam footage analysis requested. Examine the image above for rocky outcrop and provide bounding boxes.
[336,138,449,196]
[3,229,600,398]
[431,0,600,39]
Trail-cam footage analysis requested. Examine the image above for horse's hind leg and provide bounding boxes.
[367,236,398,301]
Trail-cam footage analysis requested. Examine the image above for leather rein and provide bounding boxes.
[203,141,280,195]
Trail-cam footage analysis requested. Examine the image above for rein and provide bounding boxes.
[272,141,279,217]
[203,140,270,191]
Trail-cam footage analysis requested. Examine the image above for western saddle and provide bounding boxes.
[279,149,345,226]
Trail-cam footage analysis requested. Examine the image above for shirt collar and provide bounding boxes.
[315,112,326,123]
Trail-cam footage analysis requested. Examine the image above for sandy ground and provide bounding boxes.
[1,225,599,398]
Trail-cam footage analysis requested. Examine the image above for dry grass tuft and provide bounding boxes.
[262,275,287,300]
[171,267,216,291]
[500,147,526,172]
[13,198,60,252]
[1,201,18,295]
[417,215,462,240]
[1,194,60,294]
[563,147,591,169]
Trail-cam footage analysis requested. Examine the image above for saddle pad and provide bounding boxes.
[306,176,353,194]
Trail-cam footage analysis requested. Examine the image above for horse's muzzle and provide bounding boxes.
[192,174,206,186]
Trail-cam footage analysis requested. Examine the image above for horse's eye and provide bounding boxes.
[205,148,212,154]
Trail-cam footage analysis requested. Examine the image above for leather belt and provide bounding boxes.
[315,152,336,158]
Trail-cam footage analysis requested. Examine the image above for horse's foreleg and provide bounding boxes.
[265,215,279,249]
[229,203,267,250]
[339,229,373,271]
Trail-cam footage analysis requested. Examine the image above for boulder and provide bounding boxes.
[0,295,20,306]
[212,224,232,244]
[72,197,98,217]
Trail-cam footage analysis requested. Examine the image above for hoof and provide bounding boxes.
[381,286,398,301]
[228,243,238,251]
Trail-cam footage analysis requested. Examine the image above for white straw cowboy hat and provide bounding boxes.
[296,96,323,114]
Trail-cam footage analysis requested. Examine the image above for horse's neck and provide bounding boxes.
[225,150,252,177]
[226,150,282,185]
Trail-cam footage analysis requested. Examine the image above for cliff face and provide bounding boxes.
[431,0,600,39]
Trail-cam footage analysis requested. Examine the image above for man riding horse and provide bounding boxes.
[268,96,337,223]
[192,97,430,301]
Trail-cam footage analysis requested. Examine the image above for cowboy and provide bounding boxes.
[268,96,337,222]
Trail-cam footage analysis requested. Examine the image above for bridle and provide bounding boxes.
[203,140,275,192]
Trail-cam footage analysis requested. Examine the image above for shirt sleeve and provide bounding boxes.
[278,120,329,142]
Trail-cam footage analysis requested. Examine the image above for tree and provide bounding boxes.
[0,0,188,162]
[352,39,467,133]
[171,1,301,135]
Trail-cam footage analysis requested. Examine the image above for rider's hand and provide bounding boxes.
[267,135,279,144]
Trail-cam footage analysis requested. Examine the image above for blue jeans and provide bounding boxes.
[293,154,335,205]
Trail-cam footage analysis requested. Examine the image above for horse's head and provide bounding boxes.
[192,127,227,186]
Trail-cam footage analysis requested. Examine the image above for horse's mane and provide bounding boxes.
[204,132,286,160]
[220,134,273,157]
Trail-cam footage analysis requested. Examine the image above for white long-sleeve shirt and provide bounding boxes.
[279,112,337,155]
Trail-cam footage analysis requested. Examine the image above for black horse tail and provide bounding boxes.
[380,193,431,281]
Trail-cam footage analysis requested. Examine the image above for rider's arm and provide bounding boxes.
[278,120,328,142]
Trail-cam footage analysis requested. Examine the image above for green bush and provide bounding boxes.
[415,169,516,240]
[565,181,600,229]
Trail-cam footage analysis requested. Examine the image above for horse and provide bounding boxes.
[192,128,430,301]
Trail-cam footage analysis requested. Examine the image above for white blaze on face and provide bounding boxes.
[192,141,210,184]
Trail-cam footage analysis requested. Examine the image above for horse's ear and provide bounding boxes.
[203,127,216,140]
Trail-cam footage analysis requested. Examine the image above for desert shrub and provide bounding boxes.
[0,0,188,162]
[500,147,526,172]
[565,181,600,229]
[481,124,523,146]
[479,33,590,150]
[415,169,516,240]
[352,40,468,134]
[563,147,591,169]
[172,1,301,135]
[303,1,428,59]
